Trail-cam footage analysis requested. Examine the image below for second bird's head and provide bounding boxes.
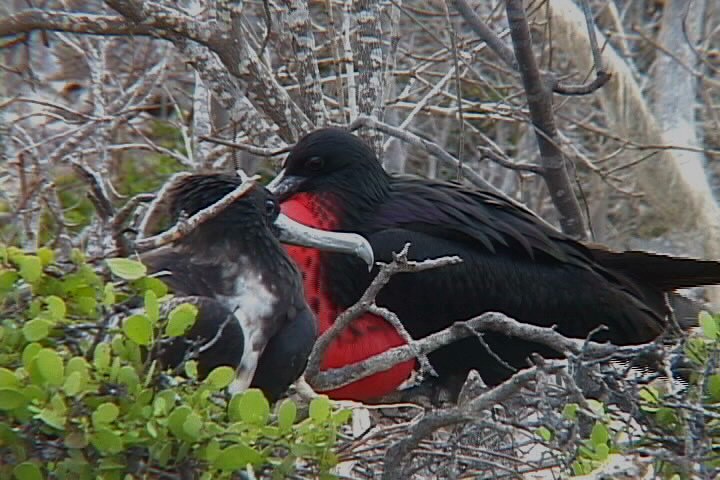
[166,172,375,267]
[267,128,387,203]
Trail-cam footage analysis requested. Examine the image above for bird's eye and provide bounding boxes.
[264,198,277,216]
[306,156,324,172]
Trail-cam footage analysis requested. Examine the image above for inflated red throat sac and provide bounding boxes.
[281,193,415,401]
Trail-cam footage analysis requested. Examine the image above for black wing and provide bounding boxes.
[325,178,670,383]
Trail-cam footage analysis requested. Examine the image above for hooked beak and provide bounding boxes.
[266,169,304,202]
[274,213,375,270]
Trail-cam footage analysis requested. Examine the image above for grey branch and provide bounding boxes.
[109,172,260,257]
[304,243,462,390]
[382,362,565,479]
[308,308,648,391]
[348,115,499,193]
[505,0,587,239]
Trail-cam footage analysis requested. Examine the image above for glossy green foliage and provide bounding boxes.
[0,245,349,479]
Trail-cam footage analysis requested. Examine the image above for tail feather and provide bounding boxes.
[589,247,720,291]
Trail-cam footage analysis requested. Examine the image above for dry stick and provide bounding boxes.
[137,172,192,239]
[347,115,499,193]
[281,0,327,126]
[103,0,310,142]
[108,173,260,258]
[0,9,153,37]
[505,0,586,239]
[304,244,462,388]
[382,362,566,480]
[199,135,290,157]
[450,0,517,69]
[450,0,610,95]
[442,2,466,181]
[69,159,115,221]
[309,308,649,391]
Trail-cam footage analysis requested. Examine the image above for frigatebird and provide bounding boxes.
[140,173,374,401]
[268,128,720,402]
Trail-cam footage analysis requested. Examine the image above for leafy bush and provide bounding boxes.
[533,311,720,479]
[0,245,349,479]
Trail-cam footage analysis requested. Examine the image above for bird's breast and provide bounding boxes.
[281,193,416,401]
[280,193,343,332]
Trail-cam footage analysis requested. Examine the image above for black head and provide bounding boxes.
[166,173,280,247]
[267,128,389,204]
[164,172,375,267]
[169,173,278,226]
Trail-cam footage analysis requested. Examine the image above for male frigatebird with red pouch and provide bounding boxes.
[140,173,373,401]
[268,128,720,402]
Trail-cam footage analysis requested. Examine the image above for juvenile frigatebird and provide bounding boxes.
[140,172,374,401]
[268,128,720,402]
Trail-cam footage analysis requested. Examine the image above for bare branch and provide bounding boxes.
[309,307,649,391]
[111,172,261,257]
[505,0,586,239]
[0,9,152,37]
[304,243,462,388]
[348,115,498,193]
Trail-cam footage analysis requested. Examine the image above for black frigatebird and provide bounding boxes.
[140,173,374,401]
[267,128,720,402]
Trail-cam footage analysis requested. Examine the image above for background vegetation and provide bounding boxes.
[2,0,720,477]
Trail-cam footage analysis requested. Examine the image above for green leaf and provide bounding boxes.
[166,303,198,337]
[562,403,578,420]
[35,348,65,386]
[37,247,54,266]
[64,431,88,449]
[0,388,28,410]
[0,368,18,387]
[92,403,120,426]
[708,374,720,402]
[90,428,124,454]
[213,444,263,470]
[594,443,609,461]
[205,366,234,390]
[70,248,84,265]
[103,284,116,306]
[145,290,159,324]
[183,412,203,440]
[37,407,65,430]
[123,314,153,346]
[137,277,168,297]
[277,399,297,430]
[168,406,192,439]
[22,343,42,369]
[106,258,147,280]
[231,389,270,426]
[184,360,198,379]
[639,387,660,404]
[13,462,43,480]
[63,371,83,396]
[117,366,140,392]
[93,344,111,372]
[591,422,609,447]
[700,311,719,340]
[586,399,605,416]
[309,395,331,422]
[16,255,42,282]
[203,439,221,462]
[66,357,90,377]
[22,319,51,342]
[0,270,19,292]
[74,295,97,316]
[536,426,553,442]
[333,408,352,425]
[45,296,66,320]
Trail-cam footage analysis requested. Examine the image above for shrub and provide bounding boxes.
[0,245,349,479]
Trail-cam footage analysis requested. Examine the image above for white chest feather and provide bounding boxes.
[219,268,279,394]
